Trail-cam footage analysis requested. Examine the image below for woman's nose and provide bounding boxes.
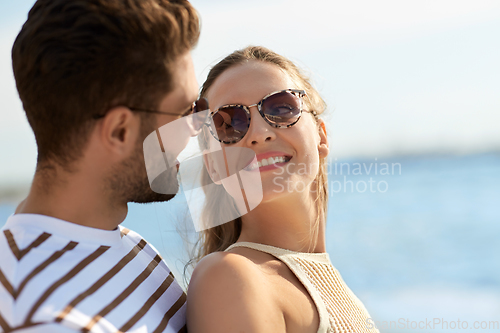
[243,106,276,145]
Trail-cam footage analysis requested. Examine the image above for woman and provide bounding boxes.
[186,46,378,333]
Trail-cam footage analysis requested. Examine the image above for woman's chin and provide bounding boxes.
[258,179,312,205]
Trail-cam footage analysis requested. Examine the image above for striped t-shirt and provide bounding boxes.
[0,214,186,333]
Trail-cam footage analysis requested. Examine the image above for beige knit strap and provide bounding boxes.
[225,241,290,256]
[225,242,331,264]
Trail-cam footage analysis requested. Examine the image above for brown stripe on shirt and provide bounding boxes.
[3,230,51,261]
[23,245,109,325]
[82,254,162,333]
[55,239,147,323]
[152,292,187,333]
[0,313,11,332]
[0,268,15,298]
[119,272,175,332]
[13,241,79,300]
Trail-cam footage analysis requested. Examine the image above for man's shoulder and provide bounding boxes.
[118,225,142,241]
[0,222,186,333]
[117,226,170,270]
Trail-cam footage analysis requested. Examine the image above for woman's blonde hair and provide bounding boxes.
[191,46,328,264]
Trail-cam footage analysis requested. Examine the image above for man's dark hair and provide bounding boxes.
[12,0,200,167]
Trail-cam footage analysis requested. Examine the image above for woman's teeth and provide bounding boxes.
[246,156,289,170]
[261,156,286,166]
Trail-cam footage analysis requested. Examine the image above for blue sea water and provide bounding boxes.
[325,153,500,332]
[1,152,499,332]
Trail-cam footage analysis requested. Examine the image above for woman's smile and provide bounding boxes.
[243,151,293,172]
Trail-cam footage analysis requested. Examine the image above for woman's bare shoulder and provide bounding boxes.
[187,251,269,303]
[190,250,261,281]
[187,251,286,333]
[190,247,282,279]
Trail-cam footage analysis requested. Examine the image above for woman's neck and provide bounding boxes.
[237,191,326,253]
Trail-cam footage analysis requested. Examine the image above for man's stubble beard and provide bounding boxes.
[108,119,179,204]
[109,141,178,204]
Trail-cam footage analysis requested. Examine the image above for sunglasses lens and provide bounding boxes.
[262,91,301,125]
[212,107,248,143]
[192,97,209,131]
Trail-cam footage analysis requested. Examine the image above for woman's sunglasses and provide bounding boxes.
[207,89,315,144]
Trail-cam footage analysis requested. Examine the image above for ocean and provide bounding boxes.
[1,152,499,332]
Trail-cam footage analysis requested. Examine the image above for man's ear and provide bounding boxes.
[317,119,329,159]
[98,107,140,156]
[202,150,222,185]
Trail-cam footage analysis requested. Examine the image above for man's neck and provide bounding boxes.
[16,167,127,231]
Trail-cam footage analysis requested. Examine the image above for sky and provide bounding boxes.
[1,0,499,188]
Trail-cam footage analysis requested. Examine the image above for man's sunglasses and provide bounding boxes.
[208,89,315,144]
[93,98,210,134]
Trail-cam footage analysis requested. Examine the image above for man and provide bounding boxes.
[0,0,200,332]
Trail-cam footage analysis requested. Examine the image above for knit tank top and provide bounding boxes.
[225,242,379,333]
